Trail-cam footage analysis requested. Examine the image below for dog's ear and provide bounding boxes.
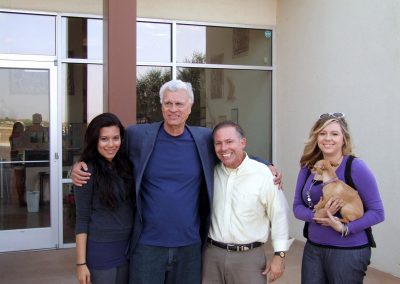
[330,161,339,167]
[313,160,324,172]
[319,160,328,170]
[311,165,317,173]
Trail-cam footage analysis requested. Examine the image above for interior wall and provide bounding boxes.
[138,0,277,26]
[276,0,400,277]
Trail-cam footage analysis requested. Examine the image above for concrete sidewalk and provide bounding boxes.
[0,240,398,284]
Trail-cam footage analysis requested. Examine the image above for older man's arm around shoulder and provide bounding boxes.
[71,161,91,186]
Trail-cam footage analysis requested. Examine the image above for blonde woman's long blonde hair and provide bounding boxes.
[300,117,354,169]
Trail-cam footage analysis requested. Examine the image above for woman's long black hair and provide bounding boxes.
[80,112,134,208]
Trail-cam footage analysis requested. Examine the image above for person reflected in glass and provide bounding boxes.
[293,112,385,284]
[9,121,26,206]
[74,113,135,284]
[24,113,49,149]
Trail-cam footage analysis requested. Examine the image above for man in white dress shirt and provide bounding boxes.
[202,121,293,283]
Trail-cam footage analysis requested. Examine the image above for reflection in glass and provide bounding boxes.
[62,17,103,59]
[62,183,75,244]
[176,67,204,126]
[137,22,171,62]
[178,68,272,159]
[62,64,103,177]
[135,66,272,158]
[0,12,55,55]
[136,67,171,124]
[0,67,50,230]
[61,63,102,243]
[177,25,272,66]
[176,25,206,63]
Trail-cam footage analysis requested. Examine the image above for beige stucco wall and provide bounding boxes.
[276,0,400,277]
[138,0,277,26]
[0,0,276,25]
[0,0,102,14]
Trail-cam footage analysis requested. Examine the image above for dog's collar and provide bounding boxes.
[323,177,339,186]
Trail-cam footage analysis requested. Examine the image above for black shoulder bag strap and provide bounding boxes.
[345,155,376,247]
[301,170,311,239]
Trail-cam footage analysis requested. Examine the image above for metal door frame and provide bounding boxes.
[0,59,59,252]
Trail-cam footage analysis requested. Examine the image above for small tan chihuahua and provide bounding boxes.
[313,159,364,223]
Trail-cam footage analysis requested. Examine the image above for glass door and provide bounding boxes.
[0,60,58,251]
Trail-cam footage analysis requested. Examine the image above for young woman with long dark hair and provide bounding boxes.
[74,113,135,284]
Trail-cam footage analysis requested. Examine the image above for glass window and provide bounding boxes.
[136,22,273,158]
[136,65,272,158]
[62,183,75,244]
[61,63,103,178]
[137,22,171,62]
[177,25,272,66]
[136,66,172,123]
[62,17,103,59]
[0,67,51,230]
[177,68,272,159]
[176,25,206,63]
[0,68,50,124]
[0,12,55,55]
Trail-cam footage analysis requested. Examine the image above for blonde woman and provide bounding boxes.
[293,113,384,284]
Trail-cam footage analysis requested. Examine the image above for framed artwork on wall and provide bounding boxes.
[232,28,249,57]
[231,108,238,123]
[218,115,227,122]
[210,53,224,99]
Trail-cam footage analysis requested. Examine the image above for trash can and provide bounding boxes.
[26,191,40,213]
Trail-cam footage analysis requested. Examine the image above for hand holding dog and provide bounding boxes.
[314,197,344,218]
[313,197,344,233]
[314,210,344,233]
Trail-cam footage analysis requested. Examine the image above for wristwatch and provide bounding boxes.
[274,251,286,258]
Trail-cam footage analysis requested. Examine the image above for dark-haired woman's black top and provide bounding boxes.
[74,163,134,242]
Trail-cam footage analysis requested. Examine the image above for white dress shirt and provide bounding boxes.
[209,154,293,252]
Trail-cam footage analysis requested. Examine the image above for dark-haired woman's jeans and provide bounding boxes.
[301,241,371,284]
[129,243,201,284]
[91,263,129,284]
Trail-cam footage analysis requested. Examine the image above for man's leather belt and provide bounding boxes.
[207,238,263,252]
